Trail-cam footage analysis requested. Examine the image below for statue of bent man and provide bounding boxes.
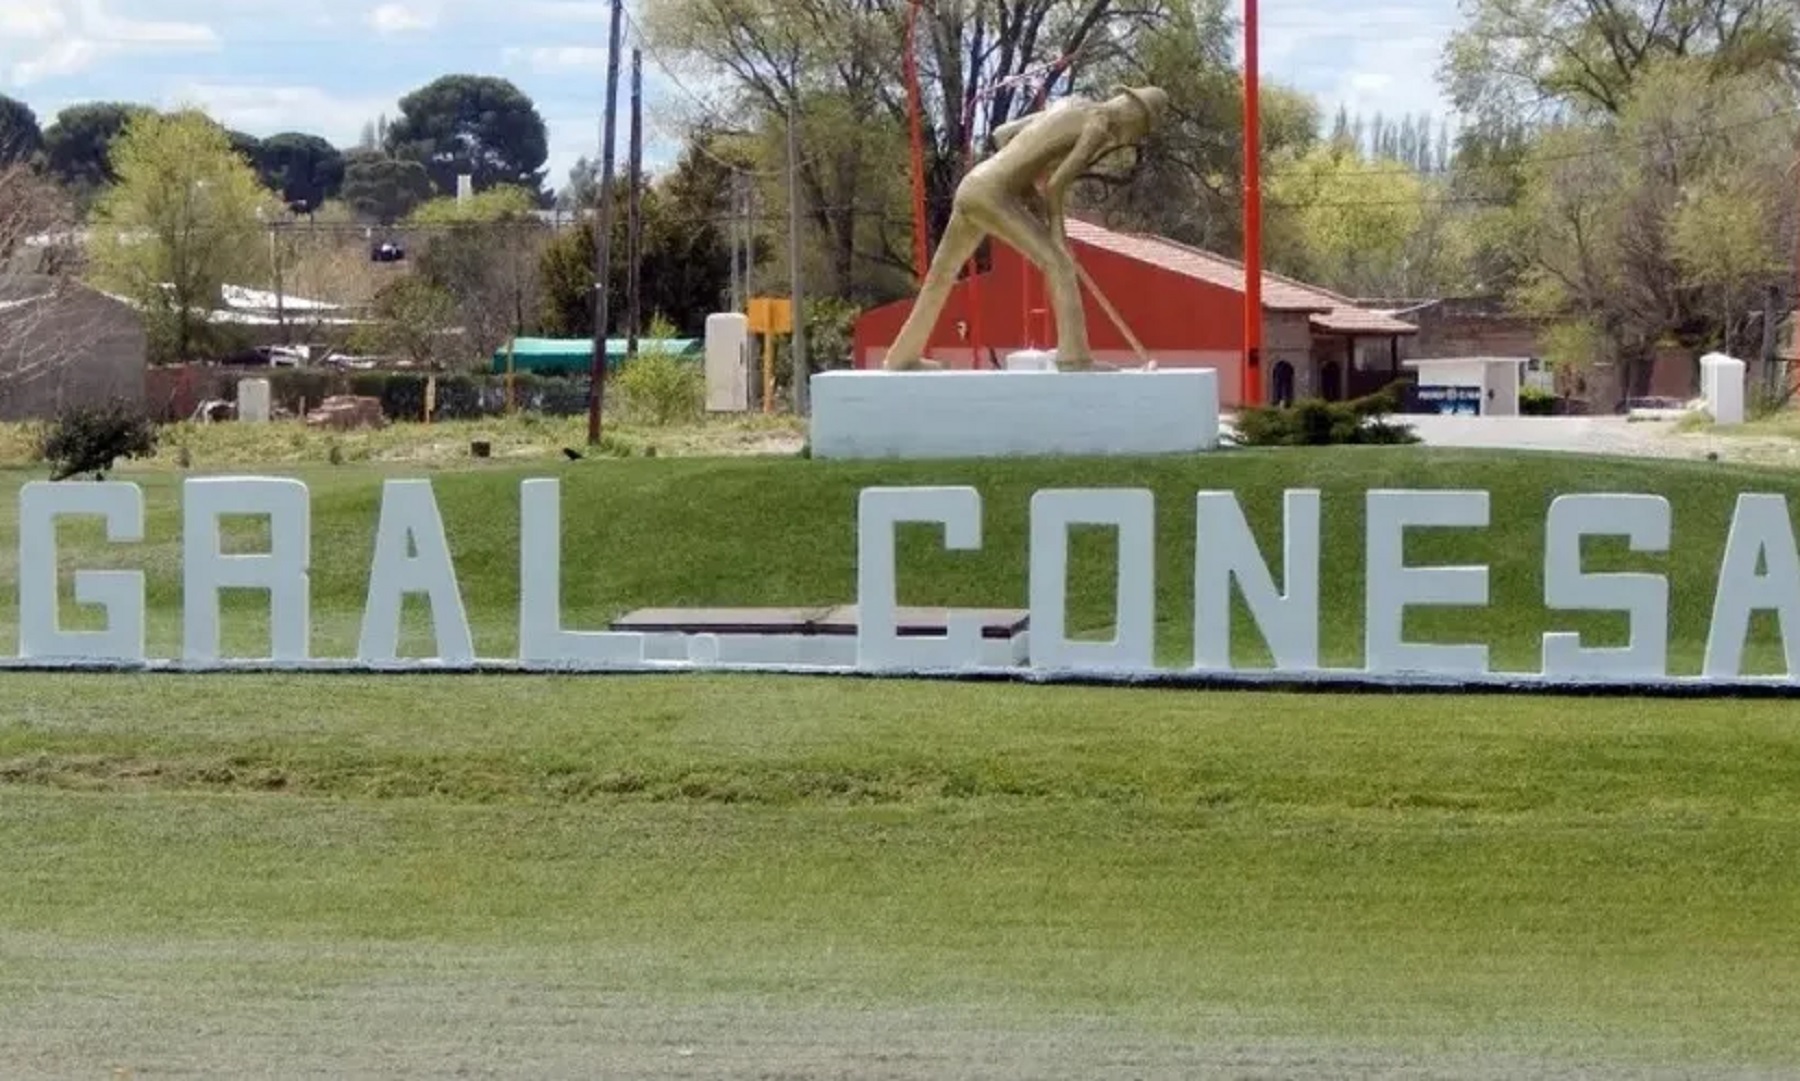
[881,85,1169,371]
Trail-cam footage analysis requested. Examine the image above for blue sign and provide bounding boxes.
[1413,385,1483,416]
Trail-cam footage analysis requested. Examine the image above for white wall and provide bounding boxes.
[1410,360,1526,416]
[1483,362,1520,417]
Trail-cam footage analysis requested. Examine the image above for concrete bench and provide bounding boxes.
[608,605,1030,667]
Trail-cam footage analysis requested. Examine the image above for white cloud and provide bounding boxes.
[1257,0,1461,125]
[0,4,67,38]
[366,2,438,34]
[3,0,217,87]
[519,1,608,21]
[502,45,611,74]
[166,82,398,146]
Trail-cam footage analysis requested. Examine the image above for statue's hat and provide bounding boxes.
[1110,85,1169,121]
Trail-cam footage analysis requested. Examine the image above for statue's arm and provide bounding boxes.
[1042,118,1111,229]
[989,115,1033,150]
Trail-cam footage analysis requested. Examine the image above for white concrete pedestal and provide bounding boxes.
[810,369,1220,459]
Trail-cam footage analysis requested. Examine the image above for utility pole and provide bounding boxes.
[742,180,755,301]
[626,47,643,360]
[743,179,758,410]
[727,171,743,313]
[270,219,287,343]
[587,0,625,446]
[786,93,808,414]
[1763,282,1781,398]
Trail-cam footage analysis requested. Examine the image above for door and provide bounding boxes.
[1272,360,1295,406]
[1320,360,1343,402]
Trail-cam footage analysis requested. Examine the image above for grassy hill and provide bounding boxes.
[4,445,1796,673]
[7,446,1800,1074]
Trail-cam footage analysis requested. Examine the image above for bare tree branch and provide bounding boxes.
[0,165,110,419]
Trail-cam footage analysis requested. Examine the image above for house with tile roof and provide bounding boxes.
[852,216,1419,408]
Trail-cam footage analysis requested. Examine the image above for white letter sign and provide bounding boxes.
[1704,493,1800,679]
[358,479,475,665]
[182,476,311,663]
[1028,489,1156,671]
[855,486,983,670]
[1365,490,1490,675]
[1194,489,1319,672]
[1541,494,1670,679]
[17,481,145,663]
[518,479,645,665]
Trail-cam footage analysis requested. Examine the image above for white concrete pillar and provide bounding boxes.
[1700,352,1746,426]
[705,313,750,412]
[237,378,271,423]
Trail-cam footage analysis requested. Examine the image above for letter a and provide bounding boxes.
[358,479,475,665]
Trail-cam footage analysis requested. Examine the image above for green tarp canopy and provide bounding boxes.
[491,337,702,375]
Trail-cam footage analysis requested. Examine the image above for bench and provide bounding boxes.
[607,605,1031,667]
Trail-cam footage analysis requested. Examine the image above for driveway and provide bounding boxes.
[1226,413,1800,466]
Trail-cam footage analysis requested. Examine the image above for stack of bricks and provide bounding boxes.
[304,395,388,430]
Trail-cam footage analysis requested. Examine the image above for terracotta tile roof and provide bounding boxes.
[1064,217,1417,335]
[1310,306,1420,334]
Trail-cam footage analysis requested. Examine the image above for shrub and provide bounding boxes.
[40,398,160,480]
[1748,381,1794,421]
[1232,386,1419,447]
[1521,386,1557,415]
[614,315,702,426]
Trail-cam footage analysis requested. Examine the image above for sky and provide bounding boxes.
[0,0,1464,192]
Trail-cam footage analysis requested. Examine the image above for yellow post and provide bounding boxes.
[747,297,795,414]
[424,373,437,424]
[762,332,775,413]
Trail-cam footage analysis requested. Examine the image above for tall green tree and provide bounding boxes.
[1264,144,1473,298]
[254,133,347,207]
[642,0,1190,292]
[85,109,279,363]
[410,183,549,363]
[1502,58,1796,395]
[41,102,156,201]
[1074,0,1319,252]
[1442,0,1799,123]
[384,75,551,199]
[341,150,435,223]
[540,132,739,336]
[0,94,42,167]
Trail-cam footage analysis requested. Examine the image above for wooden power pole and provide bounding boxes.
[786,94,808,414]
[586,0,625,446]
[626,47,643,361]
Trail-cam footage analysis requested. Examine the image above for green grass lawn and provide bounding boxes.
[5,448,1800,1074]
[3,673,1799,1074]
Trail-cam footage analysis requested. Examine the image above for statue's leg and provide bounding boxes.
[883,211,987,370]
[982,197,1091,369]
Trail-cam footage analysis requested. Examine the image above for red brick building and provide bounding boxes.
[852,217,1418,408]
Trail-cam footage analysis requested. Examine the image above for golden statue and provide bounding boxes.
[882,85,1170,372]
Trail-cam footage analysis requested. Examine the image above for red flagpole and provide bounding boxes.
[1242,0,1263,406]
